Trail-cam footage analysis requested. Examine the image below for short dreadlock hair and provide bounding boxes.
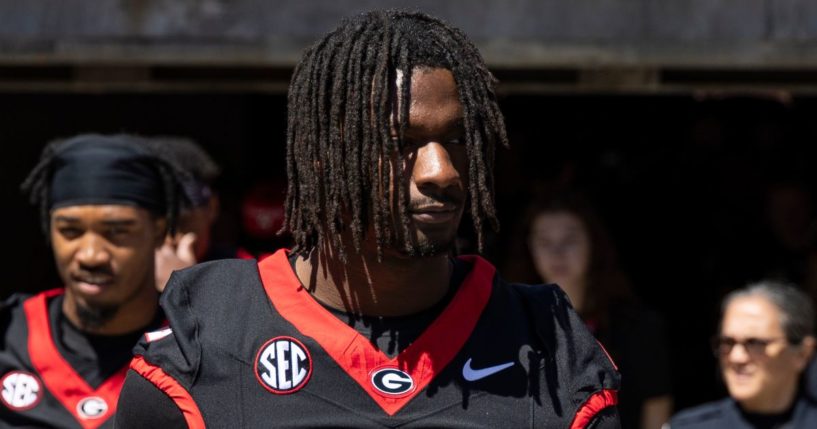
[21,134,188,240]
[284,10,508,259]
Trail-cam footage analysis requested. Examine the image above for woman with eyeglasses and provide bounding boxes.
[668,281,817,428]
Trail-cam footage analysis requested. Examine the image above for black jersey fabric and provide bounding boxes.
[116,249,621,428]
[668,393,817,429]
[0,289,163,429]
[115,258,471,427]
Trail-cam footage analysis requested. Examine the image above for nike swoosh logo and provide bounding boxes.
[462,358,515,381]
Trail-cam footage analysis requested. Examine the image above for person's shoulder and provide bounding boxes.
[0,292,36,328]
[0,292,49,357]
[167,257,259,288]
[668,398,734,429]
[497,278,621,386]
[497,278,573,307]
[1,292,34,309]
[148,255,278,385]
[162,257,261,307]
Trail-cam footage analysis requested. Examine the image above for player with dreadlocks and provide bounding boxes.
[116,10,620,428]
[284,8,505,259]
[0,134,185,428]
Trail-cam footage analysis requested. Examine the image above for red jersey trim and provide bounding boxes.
[130,355,206,429]
[569,389,619,429]
[257,249,496,416]
[595,340,619,371]
[22,289,127,429]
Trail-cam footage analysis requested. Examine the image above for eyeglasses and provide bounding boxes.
[711,336,789,357]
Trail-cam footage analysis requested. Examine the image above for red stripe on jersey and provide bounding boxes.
[258,249,495,416]
[130,355,206,429]
[23,290,127,429]
[595,340,619,371]
[569,389,618,429]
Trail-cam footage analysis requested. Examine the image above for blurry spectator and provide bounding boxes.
[510,190,672,429]
[148,138,223,291]
[668,281,817,428]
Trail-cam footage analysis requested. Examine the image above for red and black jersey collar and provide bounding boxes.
[23,289,127,429]
[258,249,495,416]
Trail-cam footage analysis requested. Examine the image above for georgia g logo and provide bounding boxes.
[370,366,415,397]
[1,371,41,411]
[77,396,107,419]
[254,336,312,394]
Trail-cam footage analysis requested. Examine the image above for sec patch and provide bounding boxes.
[254,336,312,394]
[1,371,41,411]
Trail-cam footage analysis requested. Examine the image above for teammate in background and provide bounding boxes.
[148,138,223,292]
[668,281,817,428]
[0,134,184,428]
[518,191,673,429]
[115,10,620,428]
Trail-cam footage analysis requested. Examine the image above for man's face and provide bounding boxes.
[51,205,164,323]
[389,67,467,256]
[718,295,814,412]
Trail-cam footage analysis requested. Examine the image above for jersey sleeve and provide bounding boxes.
[115,269,206,428]
[513,283,622,428]
[586,405,622,429]
[114,369,186,428]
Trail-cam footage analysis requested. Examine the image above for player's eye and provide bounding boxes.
[57,227,83,240]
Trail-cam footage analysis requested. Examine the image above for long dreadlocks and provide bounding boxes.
[21,134,188,240]
[285,10,509,259]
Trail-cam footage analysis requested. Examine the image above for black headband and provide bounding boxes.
[49,135,166,215]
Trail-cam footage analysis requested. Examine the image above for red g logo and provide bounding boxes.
[77,396,108,419]
[370,367,415,397]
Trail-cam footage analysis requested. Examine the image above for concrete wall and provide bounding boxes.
[1,0,816,67]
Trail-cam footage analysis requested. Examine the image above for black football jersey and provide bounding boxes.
[125,250,621,428]
[0,290,129,429]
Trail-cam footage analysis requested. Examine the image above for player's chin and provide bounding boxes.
[408,231,457,257]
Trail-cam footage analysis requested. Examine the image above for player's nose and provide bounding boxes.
[413,142,460,191]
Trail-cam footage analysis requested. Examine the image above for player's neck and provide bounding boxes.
[294,243,452,317]
[62,283,159,336]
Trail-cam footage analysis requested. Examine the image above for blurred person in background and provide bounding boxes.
[669,281,817,428]
[152,139,293,290]
[238,180,292,259]
[148,138,226,291]
[511,190,672,429]
[0,134,184,427]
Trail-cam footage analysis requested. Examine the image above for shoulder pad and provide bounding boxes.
[502,280,621,408]
[147,259,265,386]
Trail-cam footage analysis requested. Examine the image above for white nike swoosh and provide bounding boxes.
[462,358,515,381]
